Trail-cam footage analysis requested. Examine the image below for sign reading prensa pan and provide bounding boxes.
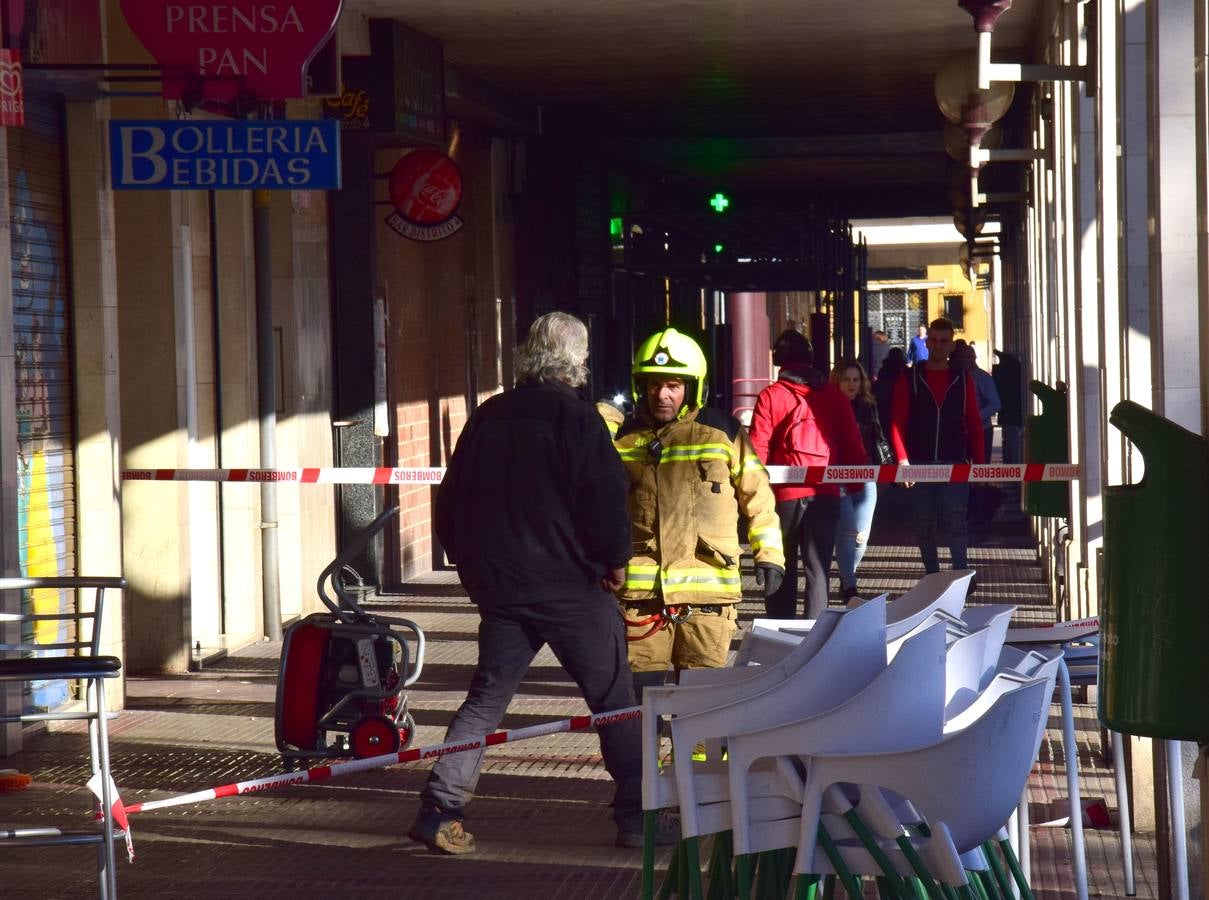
[118,1,343,102]
[109,119,341,190]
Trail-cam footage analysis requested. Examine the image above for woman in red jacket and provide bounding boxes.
[748,331,869,619]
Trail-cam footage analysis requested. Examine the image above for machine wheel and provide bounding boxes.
[350,715,402,759]
[396,710,416,750]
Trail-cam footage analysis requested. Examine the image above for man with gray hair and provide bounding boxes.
[408,312,667,853]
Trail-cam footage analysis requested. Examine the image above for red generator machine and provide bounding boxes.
[275,507,426,761]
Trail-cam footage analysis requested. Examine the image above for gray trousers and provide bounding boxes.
[421,585,642,828]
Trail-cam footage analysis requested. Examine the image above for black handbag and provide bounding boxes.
[868,405,895,465]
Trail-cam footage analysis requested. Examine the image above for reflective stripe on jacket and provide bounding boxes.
[612,405,784,605]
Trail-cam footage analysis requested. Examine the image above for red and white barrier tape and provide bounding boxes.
[121,467,446,485]
[767,463,1080,484]
[121,463,1080,485]
[118,706,640,817]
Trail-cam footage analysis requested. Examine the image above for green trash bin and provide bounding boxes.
[1022,380,1070,517]
[1100,400,1209,742]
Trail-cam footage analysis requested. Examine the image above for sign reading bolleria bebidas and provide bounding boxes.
[110,120,340,190]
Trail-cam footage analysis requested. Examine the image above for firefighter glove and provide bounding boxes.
[755,563,784,598]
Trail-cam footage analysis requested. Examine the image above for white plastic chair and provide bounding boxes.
[700,610,842,678]
[739,568,974,667]
[722,621,949,856]
[795,672,1055,890]
[942,623,1002,720]
[730,622,821,668]
[863,649,1063,891]
[643,599,888,817]
[724,623,1043,897]
[641,604,847,812]
[723,614,1017,861]
[884,569,975,641]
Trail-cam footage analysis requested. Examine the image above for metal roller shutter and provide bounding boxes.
[10,96,75,711]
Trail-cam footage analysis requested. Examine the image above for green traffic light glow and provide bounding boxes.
[609,217,623,238]
[714,243,724,253]
[709,192,730,213]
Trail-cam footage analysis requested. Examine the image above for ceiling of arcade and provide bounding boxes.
[346,0,1046,220]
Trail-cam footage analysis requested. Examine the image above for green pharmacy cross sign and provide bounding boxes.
[709,192,730,213]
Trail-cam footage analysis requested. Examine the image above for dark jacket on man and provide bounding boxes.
[435,378,631,607]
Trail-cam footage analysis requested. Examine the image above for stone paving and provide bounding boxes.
[0,485,1158,898]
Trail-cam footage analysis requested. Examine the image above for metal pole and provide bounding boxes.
[253,189,281,640]
[1165,740,1190,900]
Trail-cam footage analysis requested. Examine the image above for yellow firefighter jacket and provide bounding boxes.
[612,405,784,606]
[595,401,625,438]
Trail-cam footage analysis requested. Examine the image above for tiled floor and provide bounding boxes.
[0,485,1156,897]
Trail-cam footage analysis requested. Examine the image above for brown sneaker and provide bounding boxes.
[407,810,476,855]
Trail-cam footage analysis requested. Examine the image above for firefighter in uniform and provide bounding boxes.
[612,327,785,695]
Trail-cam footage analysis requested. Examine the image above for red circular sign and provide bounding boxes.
[388,149,463,226]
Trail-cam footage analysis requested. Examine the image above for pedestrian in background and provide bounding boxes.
[963,343,1002,460]
[906,322,929,366]
[869,329,891,381]
[410,311,655,854]
[992,350,1025,463]
[889,317,985,575]
[830,358,888,600]
[749,330,867,618]
[873,347,907,440]
[612,327,784,715]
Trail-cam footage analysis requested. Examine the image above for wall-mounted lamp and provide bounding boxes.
[953,204,989,239]
[935,49,1016,207]
[959,0,1093,92]
[935,49,1015,133]
[958,239,997,286]
[944,121,1002,168]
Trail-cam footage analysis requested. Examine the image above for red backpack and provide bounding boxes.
[777,384,834,468]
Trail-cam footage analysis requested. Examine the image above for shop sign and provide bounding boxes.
[322,55,371,130]
[368,20,445,144]
[118,1,343,102]
[3,0,103,65]
[384,148,463,242]
[110,119,340,190]
[0,49,23,127]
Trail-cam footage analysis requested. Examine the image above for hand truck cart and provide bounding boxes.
[274,506,425,761]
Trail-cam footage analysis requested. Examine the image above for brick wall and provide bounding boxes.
[376,128,511,582]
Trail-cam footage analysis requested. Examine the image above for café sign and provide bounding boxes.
[110,119,340,190]
[118,1,343,102]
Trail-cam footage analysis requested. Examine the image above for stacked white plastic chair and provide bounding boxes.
[637,598,888,898]
[638,568,1064,900]
[739,570,976,668]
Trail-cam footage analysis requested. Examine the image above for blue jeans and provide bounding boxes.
[912,482,970,573]
[836,482,878,592]
[420,586,642,828]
